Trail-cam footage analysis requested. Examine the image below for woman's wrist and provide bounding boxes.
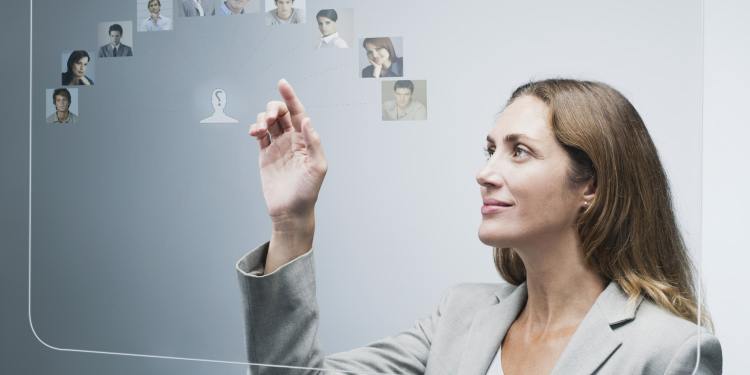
[265,212,315,274]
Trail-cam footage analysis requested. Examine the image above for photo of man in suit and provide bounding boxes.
[98,23,133,58]
[178,0,214,17]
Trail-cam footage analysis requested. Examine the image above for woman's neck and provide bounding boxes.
[515,230,606,331]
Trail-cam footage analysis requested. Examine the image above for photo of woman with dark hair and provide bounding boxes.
[61,50,94,86]
[361,37,403,78]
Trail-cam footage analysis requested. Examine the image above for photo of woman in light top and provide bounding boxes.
[315,9,348,49]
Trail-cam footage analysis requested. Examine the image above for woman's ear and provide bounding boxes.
[581,177,596,205]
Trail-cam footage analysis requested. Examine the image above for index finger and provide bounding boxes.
[277,79,305,117]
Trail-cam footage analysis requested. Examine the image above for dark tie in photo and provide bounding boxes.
[113,46,117,56]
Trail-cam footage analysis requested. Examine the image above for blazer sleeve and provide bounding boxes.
[663,330,722,375]
[236,241,443,375]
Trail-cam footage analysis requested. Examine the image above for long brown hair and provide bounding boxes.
[493,79,712,330]
[362,37,398,63]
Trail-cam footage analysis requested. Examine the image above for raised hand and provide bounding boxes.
[248,80,327,272]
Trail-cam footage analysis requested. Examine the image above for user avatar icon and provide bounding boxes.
[200,88,239,123]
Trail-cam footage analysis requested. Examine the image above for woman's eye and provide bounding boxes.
[512,145,529,158]
[483,145,529,160]
[483,147,494,160]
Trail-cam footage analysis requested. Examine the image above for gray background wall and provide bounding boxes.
[3,0,748,374]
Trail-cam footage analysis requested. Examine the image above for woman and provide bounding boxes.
[61,50,93,86]
[141,0,172,31]
[239,79,722,374]
[316,9,348,49]
[361,37,403,78]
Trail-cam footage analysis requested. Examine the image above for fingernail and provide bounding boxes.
[279,78,288,85]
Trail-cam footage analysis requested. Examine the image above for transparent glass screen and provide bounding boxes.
[30,0,704,371]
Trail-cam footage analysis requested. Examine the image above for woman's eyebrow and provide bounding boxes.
[486,133,537,144]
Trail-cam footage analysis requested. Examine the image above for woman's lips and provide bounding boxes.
[481,204,513,215]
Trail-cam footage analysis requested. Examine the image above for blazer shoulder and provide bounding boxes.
[629,298,713,342]
[618,298,722,373]
[439,282,517,309]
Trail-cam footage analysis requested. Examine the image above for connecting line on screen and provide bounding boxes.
[306,101,371,111]
[295,63,353,82]
[254,36,322,77]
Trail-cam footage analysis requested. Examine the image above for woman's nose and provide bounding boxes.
[476,163,500,188]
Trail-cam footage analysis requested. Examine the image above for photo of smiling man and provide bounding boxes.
[212,0,260,15]
[138,0,173,31]
[45,88,79,124]
[381,79,427,121]
[265,0,305,25]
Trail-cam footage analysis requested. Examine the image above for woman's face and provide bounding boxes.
[72,56,89,78]
[148,0,161,14]
[317,16,336,37]
[476,95,588,251]
[365,43,390,65]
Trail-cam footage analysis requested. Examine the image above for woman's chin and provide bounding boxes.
[477,225,515,248]
[478,230,511,248]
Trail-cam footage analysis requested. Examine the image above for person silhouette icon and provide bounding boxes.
[200,88,239,123]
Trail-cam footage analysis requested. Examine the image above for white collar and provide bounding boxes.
[321,32,340,43]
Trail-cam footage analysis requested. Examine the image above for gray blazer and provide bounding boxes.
[178,0,215,17]
[98,43,132,58]
[237,241,722,375]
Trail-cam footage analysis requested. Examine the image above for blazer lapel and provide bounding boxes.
[456,283,528,375]
[550,281,643,374]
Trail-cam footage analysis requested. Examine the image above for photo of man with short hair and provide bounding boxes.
[98,23,133,58]
[46,88,78,124]
[139,0,173,31]
[382,80,427,121]
[178,0,214,16]
[213,0,256,15]
[265,0,305,25]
